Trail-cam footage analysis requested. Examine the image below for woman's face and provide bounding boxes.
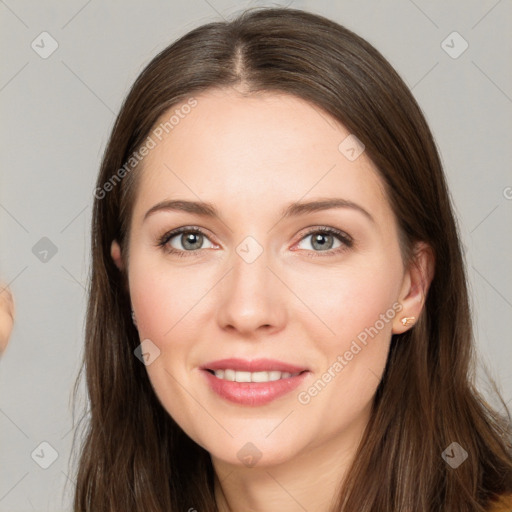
[112,88,422,471]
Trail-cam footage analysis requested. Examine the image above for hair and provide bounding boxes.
[72,7,512,511]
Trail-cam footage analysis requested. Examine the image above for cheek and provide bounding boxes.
[129,259,204,343]
[293,317,391,437]
[291,257,402,346]
[293,259,401,410]
[128,261,208,438]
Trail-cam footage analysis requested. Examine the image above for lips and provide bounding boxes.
[201,358,308,373]
[200,358,310,406]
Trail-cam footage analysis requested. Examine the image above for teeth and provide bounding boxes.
[235,371,252,382]
[269,371,282,381]
[212,369,301,382]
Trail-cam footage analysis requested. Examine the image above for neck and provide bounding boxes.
[212,408,369,512]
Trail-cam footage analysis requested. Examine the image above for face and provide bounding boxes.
[112,88,424,471]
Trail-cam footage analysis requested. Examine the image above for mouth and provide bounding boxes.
[201,357,308,374]
[204,368,306,382]
[200,358,310,406]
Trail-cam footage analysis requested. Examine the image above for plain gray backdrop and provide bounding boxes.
[1,1,511,510]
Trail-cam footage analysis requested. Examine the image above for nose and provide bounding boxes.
[215,242,287,337]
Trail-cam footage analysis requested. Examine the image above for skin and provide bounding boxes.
[111,88,433,512]
[0,284,14,355]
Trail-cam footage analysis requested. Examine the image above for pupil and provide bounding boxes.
[313,233,332,250]
[184,233,201,249]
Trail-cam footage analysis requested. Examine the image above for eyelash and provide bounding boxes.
[156,226,353,259]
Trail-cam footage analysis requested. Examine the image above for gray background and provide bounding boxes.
[0,1,511,510]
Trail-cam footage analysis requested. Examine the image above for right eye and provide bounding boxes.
[157,226,216,256]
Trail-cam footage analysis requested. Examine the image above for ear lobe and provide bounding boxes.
[111,240,124,271]
[392,242,435,334]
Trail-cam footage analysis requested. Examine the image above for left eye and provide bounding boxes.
[296,229,345,252]
[160,227,215,253]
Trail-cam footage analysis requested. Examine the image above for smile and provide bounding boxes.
[201,368,311,407]
[208,369,302,382]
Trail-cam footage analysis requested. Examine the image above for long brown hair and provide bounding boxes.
[72,7,512,511]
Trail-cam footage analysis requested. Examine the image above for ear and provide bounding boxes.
[111,240,124,271]
[392,241,435,334]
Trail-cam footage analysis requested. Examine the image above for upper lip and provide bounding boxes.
[201,358,309,373]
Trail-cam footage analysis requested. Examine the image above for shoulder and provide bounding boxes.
[487,493,512,512]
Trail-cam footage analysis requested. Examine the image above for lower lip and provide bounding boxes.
[201,369,309,406]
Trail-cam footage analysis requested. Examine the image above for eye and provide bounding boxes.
[157,225,353,258]
[157,226,215,256]
[295,227,353,257]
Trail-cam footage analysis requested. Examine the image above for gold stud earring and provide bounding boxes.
[401,316,415,327]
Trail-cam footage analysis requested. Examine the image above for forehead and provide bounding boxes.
[132,88,389,221]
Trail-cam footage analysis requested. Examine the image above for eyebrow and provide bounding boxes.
[143,198,374,223]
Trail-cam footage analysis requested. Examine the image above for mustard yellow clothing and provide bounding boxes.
[487,493,512,512]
